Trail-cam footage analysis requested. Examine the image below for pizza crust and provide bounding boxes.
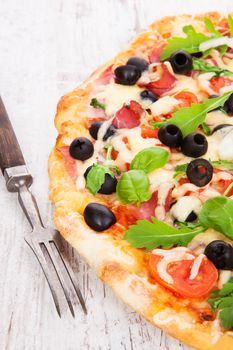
[49,12,233,350]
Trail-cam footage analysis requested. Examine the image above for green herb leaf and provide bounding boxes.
[160,25,209,60]
[211,160,233,170]
[90,98,106,110]
[228,15,233,37]
[199,196,233,239]
[204,18,221,37]
[201,122,212,135]
[124,217,203,250]
[208,278,233,330]
[152,92,233,136]
[116,170,151,204]
[193,58,233,77]
[130,147,169,174]
[86,163,113,195]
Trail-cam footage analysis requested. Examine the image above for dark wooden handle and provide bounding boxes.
[0,97,25,173]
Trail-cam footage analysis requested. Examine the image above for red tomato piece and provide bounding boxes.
[58,146,77,181]
[164,188,173,212]
[149,250,218,298]
[141,126,159,138]
[209,76,232,93]
[143,64,176,96]
[174,91,198,108]
[148,43,166,63]
[218,179,233,196]
[112,101,143,129]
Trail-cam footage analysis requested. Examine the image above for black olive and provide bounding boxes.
[84,166,117,194]
[126,56,149,72]
[158,124,183,148]
[186,158,213,187]
[191,52,203,58]
[114,65,141,85]
[169,50,193,75]
[212,124,233,134]
[84,203,116,231]
[204,240,233,270]
[69,137,94,161]
[89,121,103,140]
[185,211,198,222]
[140,90,158,103]
[181,133,208,158]
[223,93,233,115]
[103,125,116,141]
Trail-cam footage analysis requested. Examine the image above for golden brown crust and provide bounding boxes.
[49,12,233,350]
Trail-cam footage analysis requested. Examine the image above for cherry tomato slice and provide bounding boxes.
[149,250,218,298]
[174,91,198,107]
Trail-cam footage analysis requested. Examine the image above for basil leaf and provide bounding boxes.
[90,98,106,110]
[124,217,203,250]
[193,58,233,77]
[86,163,113,195]
[199,196,233,239]
[152,92,233,137]
[116,170,151,204]
[130,147,169,174]
[228,15,233,37]
[160,25,209,60]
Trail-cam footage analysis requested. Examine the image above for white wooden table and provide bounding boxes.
[1,1,233,349]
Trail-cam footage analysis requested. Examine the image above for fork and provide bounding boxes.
[0,96,87,317]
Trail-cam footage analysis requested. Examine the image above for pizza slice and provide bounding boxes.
[49,12,233,350]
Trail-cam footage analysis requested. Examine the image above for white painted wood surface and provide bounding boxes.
[1,1,233,349]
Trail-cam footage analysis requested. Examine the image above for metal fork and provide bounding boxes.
[0,96,87,317]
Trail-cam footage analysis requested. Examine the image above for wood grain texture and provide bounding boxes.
[1,1,233,349]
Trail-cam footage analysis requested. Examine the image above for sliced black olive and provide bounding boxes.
[103,125,116,141]
[158,124,183,148]
[212,124,233,134]
[84,166,117,194]
[191,52,203,58]
[89,121,103,140]
[204,240,233,270]
[114,65,141,85]
[140,90,158,103]
[127,56,149,72]
[69,137,94,161]
[84,203,116,231]
[223,93,233,115]
[185,211,198,222]
[181,133,208,158]
[186,158,213,187]
[169,50,193,75]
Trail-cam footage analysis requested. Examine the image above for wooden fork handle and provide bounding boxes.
[0,96,25,173]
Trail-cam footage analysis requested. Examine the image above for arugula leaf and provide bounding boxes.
[124,217,203,250]
[130,147,169,173]
[193,58,233,77]
[116,170,151,204]
[208,278,233,330]
[90,98,106,110]
[86,163,114,195]
[199,196,233,239]
[201,122,212,135]
[204,18,221,37]
[160,25,209,60]
[229,15,233,37]
[152,92,233,137]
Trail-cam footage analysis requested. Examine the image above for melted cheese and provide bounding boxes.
[170,196,202,222]
[152,248,194,284]
[205,110,233,129]
[189,254,205,280]
[153,308,194,330]
[150,96,180,116]
[218,270,232,289]
[197,72,216,95]
[168,75,201,97]
[219,128,233,160]
[95,83,144,115]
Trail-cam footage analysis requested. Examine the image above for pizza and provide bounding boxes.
[48,12,233,350]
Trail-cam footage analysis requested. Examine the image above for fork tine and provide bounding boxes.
[51,240,87,315]
[42,240,85,317]
[24,237,65,317]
